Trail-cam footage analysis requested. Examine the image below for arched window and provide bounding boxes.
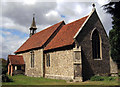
[92,29,101,59]
[30,51,34,68]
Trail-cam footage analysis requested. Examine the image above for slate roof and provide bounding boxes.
[8,55,25,65]
[15,21,64,53]
[44,16,88,50]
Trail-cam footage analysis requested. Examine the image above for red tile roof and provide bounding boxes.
[8,55,25,65]
[15,21,64,53]
[44,16,88,50]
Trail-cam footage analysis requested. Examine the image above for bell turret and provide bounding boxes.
[29,14,37,37]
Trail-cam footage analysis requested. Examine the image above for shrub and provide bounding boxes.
[69,79,73,82]
[104,77,116,81]
[90,75,117,81]
[90,76,104,81]
[2,74,13,82]
[2,66,7,74]
[118,72,120,76]
[1,58,7,75]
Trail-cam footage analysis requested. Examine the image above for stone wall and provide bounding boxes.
[76,10,110,81]
[110,57,118,76]
[45,49,74,80]
[16,10,110,81]
[18,49,43,77]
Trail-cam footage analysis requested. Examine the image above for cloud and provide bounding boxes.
[23,0,37,5]
[55,2,93,24]
[1,30,28,59]
[1,17,28,33]
[45,10,62,22]
[97,0,109,5]
[1,1,113,59]
[95,2,112,34]
[1,1,112,32]
[2,2,57,28]
[2,30,11,35]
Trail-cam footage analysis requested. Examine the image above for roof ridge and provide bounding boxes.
[65,15,88,26]
[32,21,64,36]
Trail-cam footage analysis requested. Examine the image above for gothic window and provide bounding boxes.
[46,54,50,67]
[30,51,34,68]
[92,29,101,59]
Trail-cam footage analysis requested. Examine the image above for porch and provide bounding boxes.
[7,55,25,76]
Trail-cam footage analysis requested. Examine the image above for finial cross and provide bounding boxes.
[33,13,35,17]
[92,3,95,8]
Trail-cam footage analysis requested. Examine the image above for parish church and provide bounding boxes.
[7,6,112,81]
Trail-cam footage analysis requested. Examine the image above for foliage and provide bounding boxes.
[69,79,73,82]
[2,74,13,82]
[90,76,104,81]
[118,72,120,76]
[103,2,120,17]
[0,58,12,82]
[90,75,118,81]
[104,77,116,81]
[103,1,120,69]
[0,58,7,74]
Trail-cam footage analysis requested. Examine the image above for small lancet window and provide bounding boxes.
[30,51,34,68]
[46,54,50,67]
[92,29,101,59]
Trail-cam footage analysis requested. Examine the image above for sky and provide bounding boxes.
[0,0,113,59]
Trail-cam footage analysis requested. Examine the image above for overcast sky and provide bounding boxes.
[0,0,113,59]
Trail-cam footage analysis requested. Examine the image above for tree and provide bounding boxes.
[103,1,120,69]
[0,58,7,74]
[0,58,13,82]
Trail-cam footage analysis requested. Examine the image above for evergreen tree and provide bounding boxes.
[103,1,120,69]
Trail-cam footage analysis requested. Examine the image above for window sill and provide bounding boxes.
[30,67,34,69]
[93,58,102,60]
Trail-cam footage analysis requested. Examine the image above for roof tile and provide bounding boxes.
[15,16,88,53]
[15,21,64,53]
[44,16,88,50]
[8,55,25,65]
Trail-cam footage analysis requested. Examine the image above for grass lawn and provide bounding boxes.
[2,75,120,86]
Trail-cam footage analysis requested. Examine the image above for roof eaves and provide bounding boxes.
[14,21,65,54]
[44,43,74,51]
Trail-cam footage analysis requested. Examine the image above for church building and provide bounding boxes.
[7,6,110,81]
